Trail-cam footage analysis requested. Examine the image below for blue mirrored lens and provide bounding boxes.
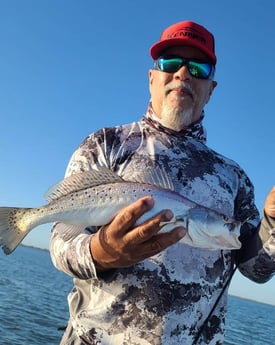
[158,58,183,73]
[188,61,212,79]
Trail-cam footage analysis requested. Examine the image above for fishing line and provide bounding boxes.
[192,263,238,344]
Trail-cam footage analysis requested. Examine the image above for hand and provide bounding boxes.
[264,186,275,218]
[90,196,187,271]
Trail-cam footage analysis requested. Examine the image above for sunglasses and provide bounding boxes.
[154,56,215,80]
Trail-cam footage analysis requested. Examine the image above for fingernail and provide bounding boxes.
[164,210,173,220]
[145,196,154,206]
[178,228,186,238]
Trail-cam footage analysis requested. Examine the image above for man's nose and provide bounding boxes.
[174,65,191,81]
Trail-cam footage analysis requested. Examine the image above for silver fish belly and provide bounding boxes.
[0,168,242,254]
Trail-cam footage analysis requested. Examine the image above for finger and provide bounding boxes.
[128,227,187,261]
[138,226,187,258]
[126,209,174,244]
[111,196,155,235]
[264,186,275,218]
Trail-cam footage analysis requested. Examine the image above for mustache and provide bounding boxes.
[164,82,194,98]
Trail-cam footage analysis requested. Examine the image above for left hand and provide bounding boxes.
[264,186,275,218]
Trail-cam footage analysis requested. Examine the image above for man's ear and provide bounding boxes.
[210,80,217,95]
[148,69,154,92]
[206,80,217,103]
[149,69,154,85]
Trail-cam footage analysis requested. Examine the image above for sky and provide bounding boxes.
[0,0,275,306]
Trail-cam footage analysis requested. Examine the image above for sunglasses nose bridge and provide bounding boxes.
[174,62,191,79]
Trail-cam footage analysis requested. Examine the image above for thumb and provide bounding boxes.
[264,186,275,218]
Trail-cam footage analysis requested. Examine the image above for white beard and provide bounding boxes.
[157,81,198,131]
[159,99,194,131]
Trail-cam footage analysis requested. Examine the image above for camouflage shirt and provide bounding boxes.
[50,107,275,345]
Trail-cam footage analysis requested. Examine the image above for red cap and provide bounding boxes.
[150,21,217,65]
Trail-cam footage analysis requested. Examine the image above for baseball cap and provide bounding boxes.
[150,21,217,65]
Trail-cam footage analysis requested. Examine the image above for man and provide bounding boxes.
[50,20,275,344]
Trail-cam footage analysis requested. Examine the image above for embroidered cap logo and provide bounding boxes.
[166,26,207,45]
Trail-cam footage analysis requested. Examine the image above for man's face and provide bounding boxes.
[149,46,217,131]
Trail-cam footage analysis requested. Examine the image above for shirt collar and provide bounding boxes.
[142,103,207,143]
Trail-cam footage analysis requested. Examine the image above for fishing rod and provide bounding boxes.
[192,263,238,344]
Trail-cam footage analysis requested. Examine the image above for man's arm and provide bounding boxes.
[237,187,275,283]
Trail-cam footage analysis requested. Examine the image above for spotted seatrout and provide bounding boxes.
[0,167,242,254]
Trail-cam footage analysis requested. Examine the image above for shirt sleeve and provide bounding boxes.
[237,213,275,283]
[262,212,275,257]
[234,170,275,282]
[50,222,98,279]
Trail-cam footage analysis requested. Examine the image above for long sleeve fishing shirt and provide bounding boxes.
[50,108,275,345]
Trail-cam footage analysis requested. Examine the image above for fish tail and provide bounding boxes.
[0,207,32,255]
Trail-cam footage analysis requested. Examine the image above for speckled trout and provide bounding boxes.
[0,167,242,254]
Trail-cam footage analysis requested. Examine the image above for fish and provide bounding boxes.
[0,167,242,255]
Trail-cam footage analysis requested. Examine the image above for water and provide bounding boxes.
[0,246,72,345]
[224,296,275,345]
[0,246,274,345]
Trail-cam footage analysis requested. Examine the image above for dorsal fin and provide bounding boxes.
[121,165,175,191]
[45,165,175,202]
[45,167,124,202]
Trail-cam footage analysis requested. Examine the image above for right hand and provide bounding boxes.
[264,186,275,218]
[90,196,187,271]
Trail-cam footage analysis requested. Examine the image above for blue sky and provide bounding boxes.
[0,0,275,305]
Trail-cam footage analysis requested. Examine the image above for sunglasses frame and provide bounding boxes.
[154,56,215,80]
